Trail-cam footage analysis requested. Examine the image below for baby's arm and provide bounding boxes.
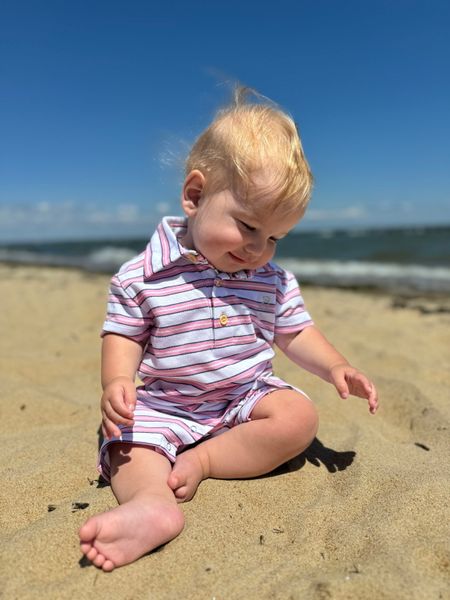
[101,333,144,439]
[275,325,378,414]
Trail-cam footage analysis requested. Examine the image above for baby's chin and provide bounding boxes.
[225,252,262,271]
[216,259,263,274]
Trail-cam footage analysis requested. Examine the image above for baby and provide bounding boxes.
[79,89,378,571]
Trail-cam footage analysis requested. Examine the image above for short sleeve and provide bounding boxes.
[274,269,313,335]
[101,272,153,343]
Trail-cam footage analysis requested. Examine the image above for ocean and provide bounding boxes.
[1,225,449,294]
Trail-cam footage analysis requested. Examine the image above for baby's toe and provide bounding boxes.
[79,518,98,542]
[102,559,115,572]
[174,485,189,502]
[93,553,106,568]
[80,541,93,555]
[86,546,99,562]
[167,471,184,490]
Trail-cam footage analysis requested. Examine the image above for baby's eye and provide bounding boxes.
[238,220,255,231]
[269,237,280,243]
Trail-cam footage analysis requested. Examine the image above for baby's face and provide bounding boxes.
[182,182,302,273]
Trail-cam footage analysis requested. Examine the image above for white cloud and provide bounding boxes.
[84,203,141,225]
[0,200,173,241]
[156,201,170,214]
[36,201,51,214]
[305,204,368,222]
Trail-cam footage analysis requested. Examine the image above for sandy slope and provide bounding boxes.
[1,264,449,599]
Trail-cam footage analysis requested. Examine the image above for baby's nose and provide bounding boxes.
[244,238,266,256]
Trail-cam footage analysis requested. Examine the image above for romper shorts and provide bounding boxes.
[98,373,308,482]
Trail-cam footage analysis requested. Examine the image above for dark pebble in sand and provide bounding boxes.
[414,442,430,451]
[71,502,90,512]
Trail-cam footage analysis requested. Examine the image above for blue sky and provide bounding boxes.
[1,0,449,242]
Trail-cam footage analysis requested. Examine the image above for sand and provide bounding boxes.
[1,263,449,600]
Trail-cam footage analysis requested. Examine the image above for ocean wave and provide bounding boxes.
[1,246,449,293]
[278,259,450,293]
[0,248,83,268]
[84,247,137,271]
[0,246,136,272]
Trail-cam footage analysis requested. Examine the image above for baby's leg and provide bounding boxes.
[169,390,318,501]
[79,444,184,571]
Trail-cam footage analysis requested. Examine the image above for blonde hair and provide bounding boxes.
[185,87,313,211]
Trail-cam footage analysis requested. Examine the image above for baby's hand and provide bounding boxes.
[101,376,136,439]
[330,364,379,414]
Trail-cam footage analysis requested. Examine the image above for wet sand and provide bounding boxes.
[1,264,449,599]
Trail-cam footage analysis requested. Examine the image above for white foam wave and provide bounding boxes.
[1,247,449,292]
[0,248,81,267]
[85,247,136,270]
[0,246,137,271]
[278,259,450,292]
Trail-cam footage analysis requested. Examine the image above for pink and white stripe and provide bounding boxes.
[98,216,313,477]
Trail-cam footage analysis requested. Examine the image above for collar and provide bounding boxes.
[143,216,255,280]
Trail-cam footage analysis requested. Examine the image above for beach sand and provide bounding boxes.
[1,263,449,599]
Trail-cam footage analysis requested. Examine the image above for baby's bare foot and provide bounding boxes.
[168,448,209,502]
[79,496,184,571]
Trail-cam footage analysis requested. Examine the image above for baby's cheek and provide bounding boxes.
[210,227,241,247]
[264,245,276,262]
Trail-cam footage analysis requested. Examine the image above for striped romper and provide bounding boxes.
[98,216,313,480]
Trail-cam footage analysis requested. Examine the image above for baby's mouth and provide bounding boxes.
[228,252,246,263]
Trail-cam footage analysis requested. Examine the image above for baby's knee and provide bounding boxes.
[283,395,319,451]
[301,398,319,437]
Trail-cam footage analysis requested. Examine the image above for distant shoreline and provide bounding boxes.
[1,223,449,294]
[2,222,450,247]
[2,261,450,307]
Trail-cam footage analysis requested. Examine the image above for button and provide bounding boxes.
[185,253,198,263]
[214,278,222,286]
[219,314,228,326]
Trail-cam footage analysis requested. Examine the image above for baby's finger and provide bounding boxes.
[333,373,350,399]
[102,416,122,440]
[122,385,137,413]
[349,372,373,398]
[367,384,379,414]
[362,376,375,397]
[108,392,135,419]
[102,403,134,427]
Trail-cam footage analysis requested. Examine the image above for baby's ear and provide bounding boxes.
[181,170,205,215]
